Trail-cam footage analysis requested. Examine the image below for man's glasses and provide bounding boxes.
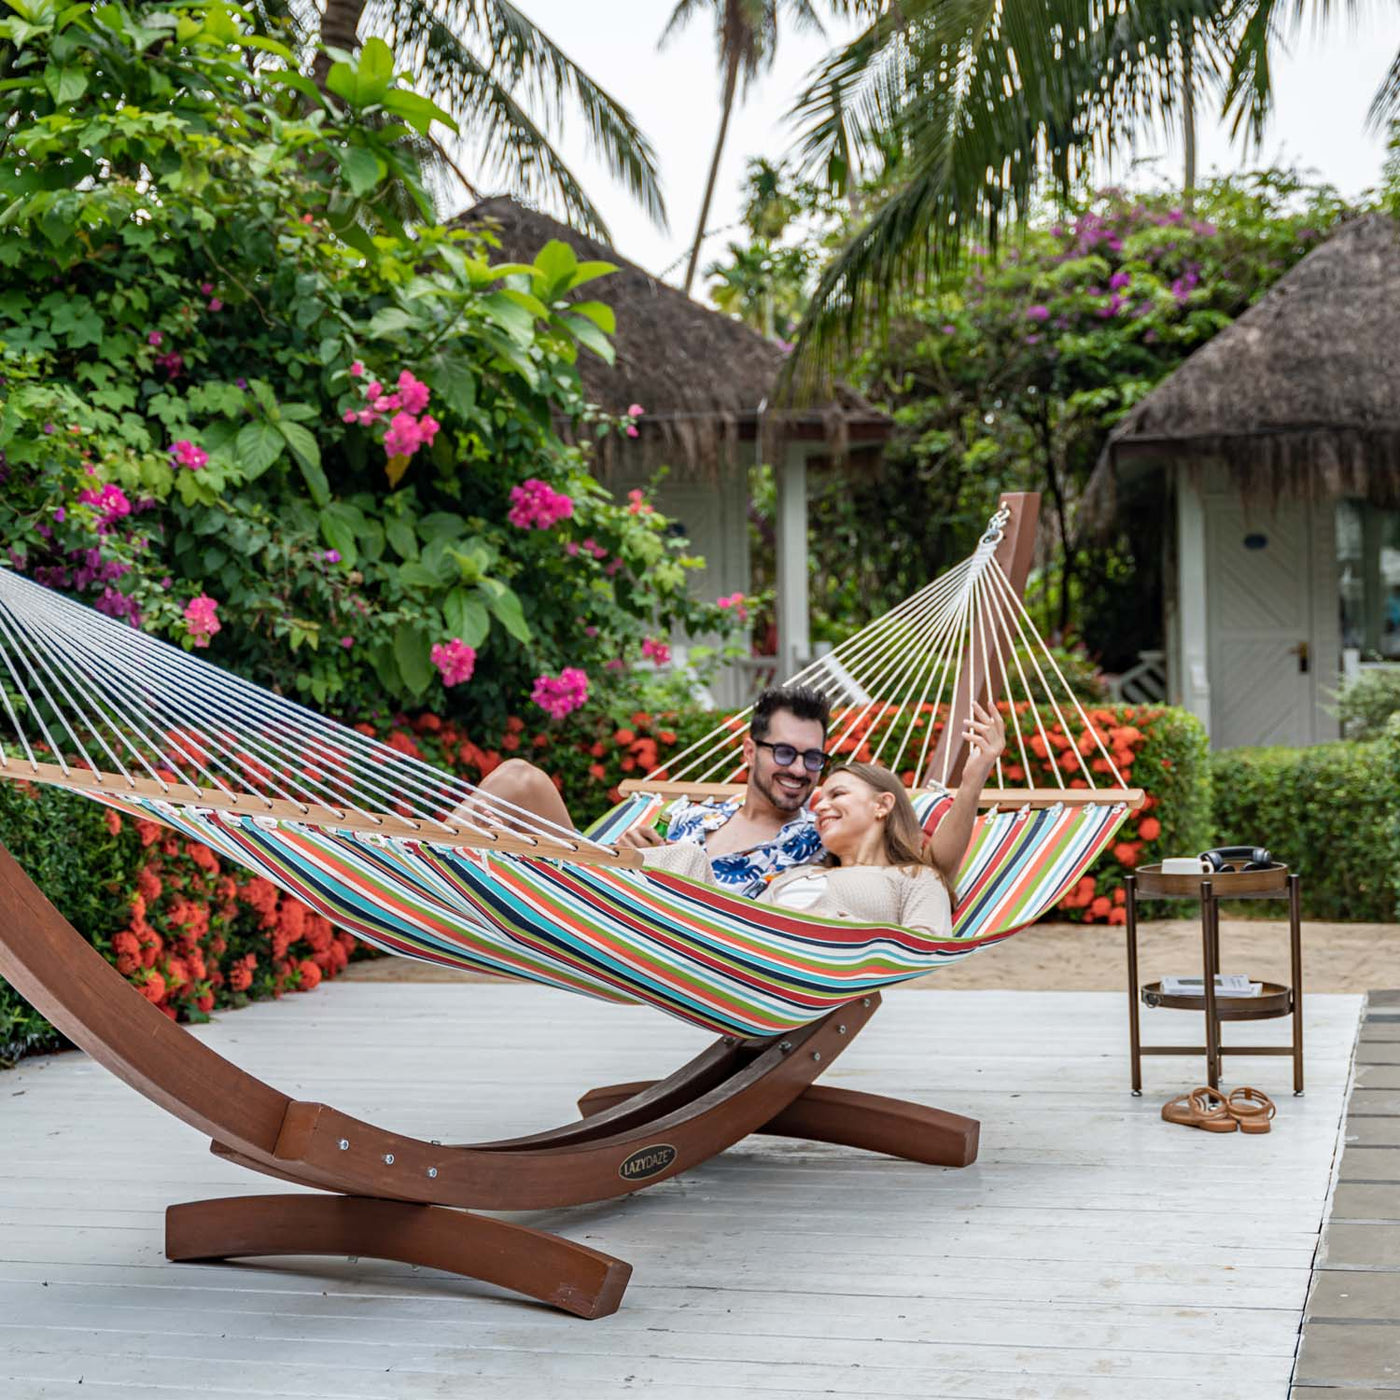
[753,739,829,773]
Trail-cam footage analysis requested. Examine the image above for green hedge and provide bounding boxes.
[1209,719,1400,922]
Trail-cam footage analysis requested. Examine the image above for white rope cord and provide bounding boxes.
[0,570,609,853]
[660,553,976,783]
[983,564,1127,787]
[13,573,601,847]
[978,573,1039,783]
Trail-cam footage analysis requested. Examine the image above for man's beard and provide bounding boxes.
[752,766,813,813]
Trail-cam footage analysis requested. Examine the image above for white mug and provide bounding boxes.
[1161,856,1211,876]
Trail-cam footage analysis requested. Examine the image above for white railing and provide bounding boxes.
[1106,650,1168,705]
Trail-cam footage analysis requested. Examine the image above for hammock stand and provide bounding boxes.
[0,491,1128,1317]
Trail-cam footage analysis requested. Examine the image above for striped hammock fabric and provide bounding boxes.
[91,788,1127,1037]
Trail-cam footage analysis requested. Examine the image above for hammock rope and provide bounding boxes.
[0,507,1140,1036]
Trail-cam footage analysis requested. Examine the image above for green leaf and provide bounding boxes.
[486,586,531,644]
[319,505,358,568]
[234,421,284,478]
[366,305,415,337]
[337,146,385,198]
[43,64,87,105]
[565,261,617,292]
[443,587,490,648]
[393,624,433,696]
[381,88,458,136]
[424,353,476,417]
[398,561,442,589]
[532,239,578,294]
[481,291,535,346]
[568,300,616,334]
[418,511,466,542]
[277,421,328,504]
[561,313,615,365]
[385,517,418,560]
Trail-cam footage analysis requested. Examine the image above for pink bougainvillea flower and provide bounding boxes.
[301,213,314,224]
[342,409,358,423]
[531,667,589,719]
[604,658,626,672]
[508,479,574,530]
[340,636,355,649]
[431,639,477,687]
[349,361,365,378]
[396,370,430,415]
[641,637,671,667]
[169,439,208,471]
[717,591,749,622]
[199,282,214,295]
[626,488,653,515]
[78,483,133,531]
[382,412,423,458]
[625,425,639,438]
[1024,305,1050,322]
[183,594,221,649]
[147,330,163,346]
[627,403,644,417]
[207,298,223,312]
[323,550,341,564]
[564,541,580,557]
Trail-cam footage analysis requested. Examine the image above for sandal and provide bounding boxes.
[1225,1086,1276,1134]
[1161,1087,1237,1132]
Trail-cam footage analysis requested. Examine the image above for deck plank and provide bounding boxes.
[0,984,1360,1398]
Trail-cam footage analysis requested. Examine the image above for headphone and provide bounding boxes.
[1199,845,1273,873]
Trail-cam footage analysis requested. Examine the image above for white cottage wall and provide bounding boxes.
[1172,464,1341,747]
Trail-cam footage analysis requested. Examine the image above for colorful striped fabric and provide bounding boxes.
[88,787,1127,1038]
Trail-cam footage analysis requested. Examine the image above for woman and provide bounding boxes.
[645,761,960,939]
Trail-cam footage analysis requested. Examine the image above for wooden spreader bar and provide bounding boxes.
[0,840,980,1318]
[621,778,1145,809]
[0,760,644,868]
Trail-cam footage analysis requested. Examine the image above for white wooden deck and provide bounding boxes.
[0,985,1361,1400]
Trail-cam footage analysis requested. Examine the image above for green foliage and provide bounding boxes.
[740,173,1348,666]
[1210,741,1400,922]
[0,3,736,731]
[1334,668,1400,740]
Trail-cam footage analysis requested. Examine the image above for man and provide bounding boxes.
[464,684,832,895]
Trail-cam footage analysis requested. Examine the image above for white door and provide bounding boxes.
[1206,498,1316,747]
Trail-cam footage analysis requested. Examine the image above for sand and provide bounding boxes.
[339,917,1400,994]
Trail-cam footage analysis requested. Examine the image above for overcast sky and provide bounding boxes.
[456,2,1400,292]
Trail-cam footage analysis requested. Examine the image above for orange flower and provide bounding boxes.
[588,763,607,781]
[103,808,122,836]
[297,959,322,991]
[630,711,653,728]
[589,741,606,758]
[1106,907,1128,925]
[657,729,677,745]
[506,715,525,733]
[1112,841,1141,867]
[501,733,520,752]
[140,971,167,1003]
[1138,816,1161,841]
[1089,896,1112,919]
[1113,888,1126,905]
[613,728,636,747]
[532,733,550,749]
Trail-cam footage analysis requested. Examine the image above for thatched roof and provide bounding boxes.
[454,197,890,475]
[1087,212,1400,516]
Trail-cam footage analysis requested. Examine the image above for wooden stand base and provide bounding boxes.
[0,841,981,1319]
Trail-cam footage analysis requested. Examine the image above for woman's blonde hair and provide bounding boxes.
[822,762,941,880]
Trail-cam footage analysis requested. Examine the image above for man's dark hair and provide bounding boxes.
[750,684,831,742]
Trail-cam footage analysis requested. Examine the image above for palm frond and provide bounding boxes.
[1369,45,1400,130]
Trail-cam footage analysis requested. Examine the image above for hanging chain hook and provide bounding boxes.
[979,506,1013,549]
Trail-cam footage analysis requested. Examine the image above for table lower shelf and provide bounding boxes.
[1140,980,1293,1020]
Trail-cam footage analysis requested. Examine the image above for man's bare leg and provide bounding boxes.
[451,758,576,835]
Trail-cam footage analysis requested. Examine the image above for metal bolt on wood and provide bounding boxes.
[383,1153,395,1165]
[338,1139,349,1151]
[427,1167,438,1179]
[812,1052,822,1062]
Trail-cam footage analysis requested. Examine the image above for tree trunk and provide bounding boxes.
[683,56,740,298]
[1182,31,1197,211]
[313,0,368,90]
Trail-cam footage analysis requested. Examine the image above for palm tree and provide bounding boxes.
[662,0,828,296]
[785,0,1400,373]
[300,0,665,238]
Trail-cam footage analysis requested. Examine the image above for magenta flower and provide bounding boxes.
[53,507,65,523]
[342,410,358,423]
[208,298,223,312]
[78,483,133,531]
[340,636,355,648]
[200,282,214,295]
[147,331,163,347]
[397,370,430,415]
[183,594,221,648]
[717,591,749,622]
[604,658,625,672]
[508,479,574,530]
[383,412,423,458]
[531,666,589,719]
[323,550,341,564]
[431,639,477,687]
[1108,271,1132,292]
[350,361,365,378]
[1025,305,1050,322]
[169,439,208,472]
[627,403,644,417]
[641,637,671,667]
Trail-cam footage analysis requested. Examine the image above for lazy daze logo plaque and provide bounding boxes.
[618,1143,678,1182]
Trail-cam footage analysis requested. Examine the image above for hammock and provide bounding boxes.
[0,500,1138,1037]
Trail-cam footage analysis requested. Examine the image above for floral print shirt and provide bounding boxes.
[664,798,824,897]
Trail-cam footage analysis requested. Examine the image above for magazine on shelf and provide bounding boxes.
[1160,974,1263,998]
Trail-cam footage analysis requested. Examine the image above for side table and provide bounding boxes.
[1125,863,1303,1095]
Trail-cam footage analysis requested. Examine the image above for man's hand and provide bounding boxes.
[619,824,669,851]
[961,701,1006,789]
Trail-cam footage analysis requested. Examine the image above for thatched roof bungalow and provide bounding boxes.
[1087,213,1400,748]
[455,197,893,693]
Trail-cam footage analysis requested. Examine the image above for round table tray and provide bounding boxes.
[1141,980,1293,1019]
[1132,862,1290,900]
